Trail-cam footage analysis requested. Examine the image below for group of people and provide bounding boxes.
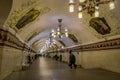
[53,54,62,62]
[53,50,77,69]
[27,50,77,69]
[27,54,38,64]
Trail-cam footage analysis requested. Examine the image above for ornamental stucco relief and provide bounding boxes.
[6,0,50,32]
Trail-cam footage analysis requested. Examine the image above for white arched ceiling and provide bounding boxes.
[29,29,77,51]
[4,0,120,51]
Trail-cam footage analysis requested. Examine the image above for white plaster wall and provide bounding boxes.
[0,46,23,80]
[62,52,69,63]
[22,51,29,66]
[81,49,120,73]
[58,49,120,73]
[75,52,82,66]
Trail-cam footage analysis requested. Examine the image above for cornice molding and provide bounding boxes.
[0,29,36,53]
[73,38,120,51]
[50,38,120,53]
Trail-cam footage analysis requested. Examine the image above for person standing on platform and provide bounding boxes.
[68,50,77,69]
[59,54,62,62]
[54,54,59,61]
[27,54,31,64]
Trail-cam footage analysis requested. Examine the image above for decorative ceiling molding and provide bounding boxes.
[25,28,43,42]
[89,17,111,35]
[88,10,120,39]
[68,34,78,43]
[15,8,40,29]
[31,39,45,51]
[5,0,50,32]
[58,40,66,47]
[54,44,59,49]
[32,39,45,47]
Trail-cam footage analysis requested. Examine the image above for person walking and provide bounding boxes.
[68,50,77,69]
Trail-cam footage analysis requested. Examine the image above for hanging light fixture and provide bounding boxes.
[51,19,69,39]
[69,0,115,18]
[48,32,56,48]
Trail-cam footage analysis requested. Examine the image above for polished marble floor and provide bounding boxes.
[4,57,120,80]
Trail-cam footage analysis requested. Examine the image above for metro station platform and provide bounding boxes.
[4,57,120,80]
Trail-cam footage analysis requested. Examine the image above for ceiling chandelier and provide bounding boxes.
[47,19,68,49]
[69,0,115,18]
[48,35,55,48]
[45,34,55,48]
[51,19,68,39]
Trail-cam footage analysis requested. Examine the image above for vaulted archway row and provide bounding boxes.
[31,37,65,52]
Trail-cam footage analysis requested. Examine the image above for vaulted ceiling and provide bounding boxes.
[1,0,120,52]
